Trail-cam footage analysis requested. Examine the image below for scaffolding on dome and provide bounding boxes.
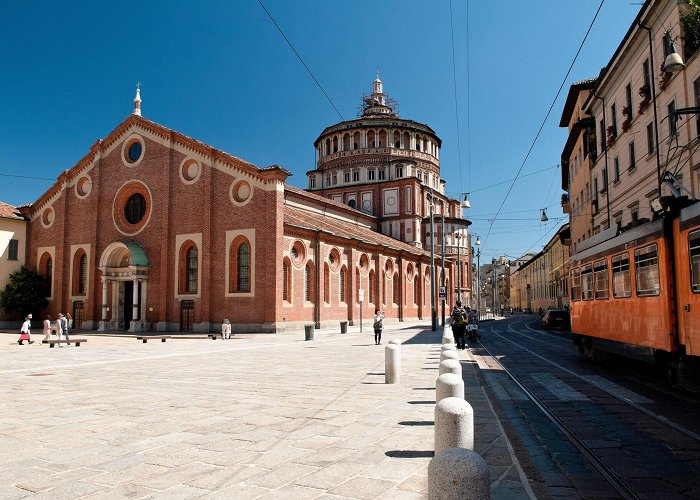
[357,93,400,118]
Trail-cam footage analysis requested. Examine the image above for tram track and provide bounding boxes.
[471,317,700,498]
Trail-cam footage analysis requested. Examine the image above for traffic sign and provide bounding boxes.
[438,286,446,299]
[358,289,365,301]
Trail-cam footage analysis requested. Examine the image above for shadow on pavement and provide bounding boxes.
[385,450,434,458]
[398,421,434,426]
[403,328,443,344]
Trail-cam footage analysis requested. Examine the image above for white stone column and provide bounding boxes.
[101,279,109,320]
[132,279,139,321]
[140,280,147,324]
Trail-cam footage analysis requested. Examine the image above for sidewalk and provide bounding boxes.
[0,322,533,499]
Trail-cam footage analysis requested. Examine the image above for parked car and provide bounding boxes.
[541,309,571,330]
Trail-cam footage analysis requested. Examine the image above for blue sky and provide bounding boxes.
[0,1,641,261]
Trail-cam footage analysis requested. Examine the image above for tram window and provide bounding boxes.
[612,253,632,298]
[570,268,581,301]
[594,260,609,299]
[581,264,594,300]
[635,244,660,297]
[690,230,700,293]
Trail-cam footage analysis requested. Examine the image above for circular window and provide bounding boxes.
[359,254,369,275]
[230,179,253,206]
[291,241,306,267]
[180,158,201,184]
[385,259,394,275]
[128,142,142,163]
[75,175,92,198]
[125,193,146,224]
[328,248,341,271]
[122,135,146,167]
[406,263,415,282]
[113,180,152,236]
[41,207,55,228]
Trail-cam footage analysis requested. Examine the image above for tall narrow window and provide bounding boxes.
[40,254,52,297]
[369,270,375,304]
[570,268,581,301]
[392,272,399,305]
[339,268,346,303]
[600,119,606,151]
[8,239,18,260]
[643,59,651,92]
[78,253,87,295]
[690,230,700,293]
[581,264,593,300]
[305,264,311,302]
[647,123,655,154]
[629,141,636,171]
[323,264,330,303]
[594,260,609,299]
[237,243,250,293]
[282,261,290,301]
[668,100,677,136]
[614,157,620,182]
[635,244,660,296]
[610,103,617,138]
[186,246,197,293]
[625,83,633,119]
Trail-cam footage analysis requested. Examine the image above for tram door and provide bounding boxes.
[72,301,84,329]
[675,222,700,356]
[180,300,194,332]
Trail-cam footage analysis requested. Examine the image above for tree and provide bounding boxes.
[0,265,48,320]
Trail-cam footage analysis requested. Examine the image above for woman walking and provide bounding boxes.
[42,315,52,343]
[373,309,384,345]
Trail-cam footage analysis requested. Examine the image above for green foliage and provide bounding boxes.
[0,265,48,319]
[681,2,700,61]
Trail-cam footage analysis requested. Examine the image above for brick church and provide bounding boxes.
[19,78,472,333]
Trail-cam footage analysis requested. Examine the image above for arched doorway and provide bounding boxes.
[98,242,150,332]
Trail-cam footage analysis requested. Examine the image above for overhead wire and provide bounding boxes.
[256,0,344,121]
[481,0,607,247]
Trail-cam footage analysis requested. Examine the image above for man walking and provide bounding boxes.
[450,301,467,350]
[60,313,69,341]
[18,314,34,345]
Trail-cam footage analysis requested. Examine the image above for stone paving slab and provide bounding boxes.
[0,323,533,498]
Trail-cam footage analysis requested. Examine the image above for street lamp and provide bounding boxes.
[455,232,462,302]
[474,235,481,320]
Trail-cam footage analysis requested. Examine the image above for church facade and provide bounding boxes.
[18,80,471,332]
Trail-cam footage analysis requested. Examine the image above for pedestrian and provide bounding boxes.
[468,307,480,340]
[60,313,69,341]
[18,314,34,345]
[450,301,467,349]
[42,315,52,343]
[221,319,231,340]
[55,313,64,346]
[373,309,384,345]
[66,312,73,330]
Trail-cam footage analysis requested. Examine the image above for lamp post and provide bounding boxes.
[455,233,462,303]
[427,190,437,331]
[441,207,445,327]
[475,236,481,320]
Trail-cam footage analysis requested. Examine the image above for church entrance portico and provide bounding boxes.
[98,242,150,332]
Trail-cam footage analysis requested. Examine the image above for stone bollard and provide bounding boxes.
[441,336,454,345]
[388,339,401,346]
[441,343,457,352]
[428,447,489,500]
[440,350,459,363]
[436,373,464,402]
[438,359,462,378]
[434,397,474,453]
[385,344,400,384]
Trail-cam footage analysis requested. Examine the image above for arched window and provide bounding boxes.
[414,278,419,305]
[343,133,350,151]
[369,270,375,305]
[178,241,198,294]
[72,250,88,296]
[403,131,410,149]
[393,272,399,305]
[40,253,52,297]
[229,237,252,293]
[324,263,330,303]
[356,268,360,303]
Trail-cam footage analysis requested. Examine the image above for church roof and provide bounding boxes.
[0,201,26,221]
[284,206,428,257]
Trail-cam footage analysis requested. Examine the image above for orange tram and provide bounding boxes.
[568,200,700,388]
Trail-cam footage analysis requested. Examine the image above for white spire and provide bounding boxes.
[373,71,382,95]
[133,82,142,116]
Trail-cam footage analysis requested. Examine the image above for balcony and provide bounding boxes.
[561,193,570,213]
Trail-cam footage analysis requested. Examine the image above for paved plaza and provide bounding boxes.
[0,323,533,499]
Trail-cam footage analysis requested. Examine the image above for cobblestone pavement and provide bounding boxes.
[0,323,534,499]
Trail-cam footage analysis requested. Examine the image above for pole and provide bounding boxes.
[429,193,437,331]
[476,249,480,321]
[492,259,497,318]
[360,299,363,332]
[457,234,461,302]
[639,24,663,195]
[441,210,445,327]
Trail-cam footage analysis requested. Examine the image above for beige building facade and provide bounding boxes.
[585,0,700,236]
[0,202,28,322]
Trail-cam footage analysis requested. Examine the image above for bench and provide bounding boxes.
[137,336,171,343]
[208,334,219,340]
[44,338,87,348]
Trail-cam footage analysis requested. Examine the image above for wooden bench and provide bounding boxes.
[44,338,87,348]
[136,335,171,343]
[207,334,219,340]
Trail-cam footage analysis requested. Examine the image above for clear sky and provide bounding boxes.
[0,1,642,262]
